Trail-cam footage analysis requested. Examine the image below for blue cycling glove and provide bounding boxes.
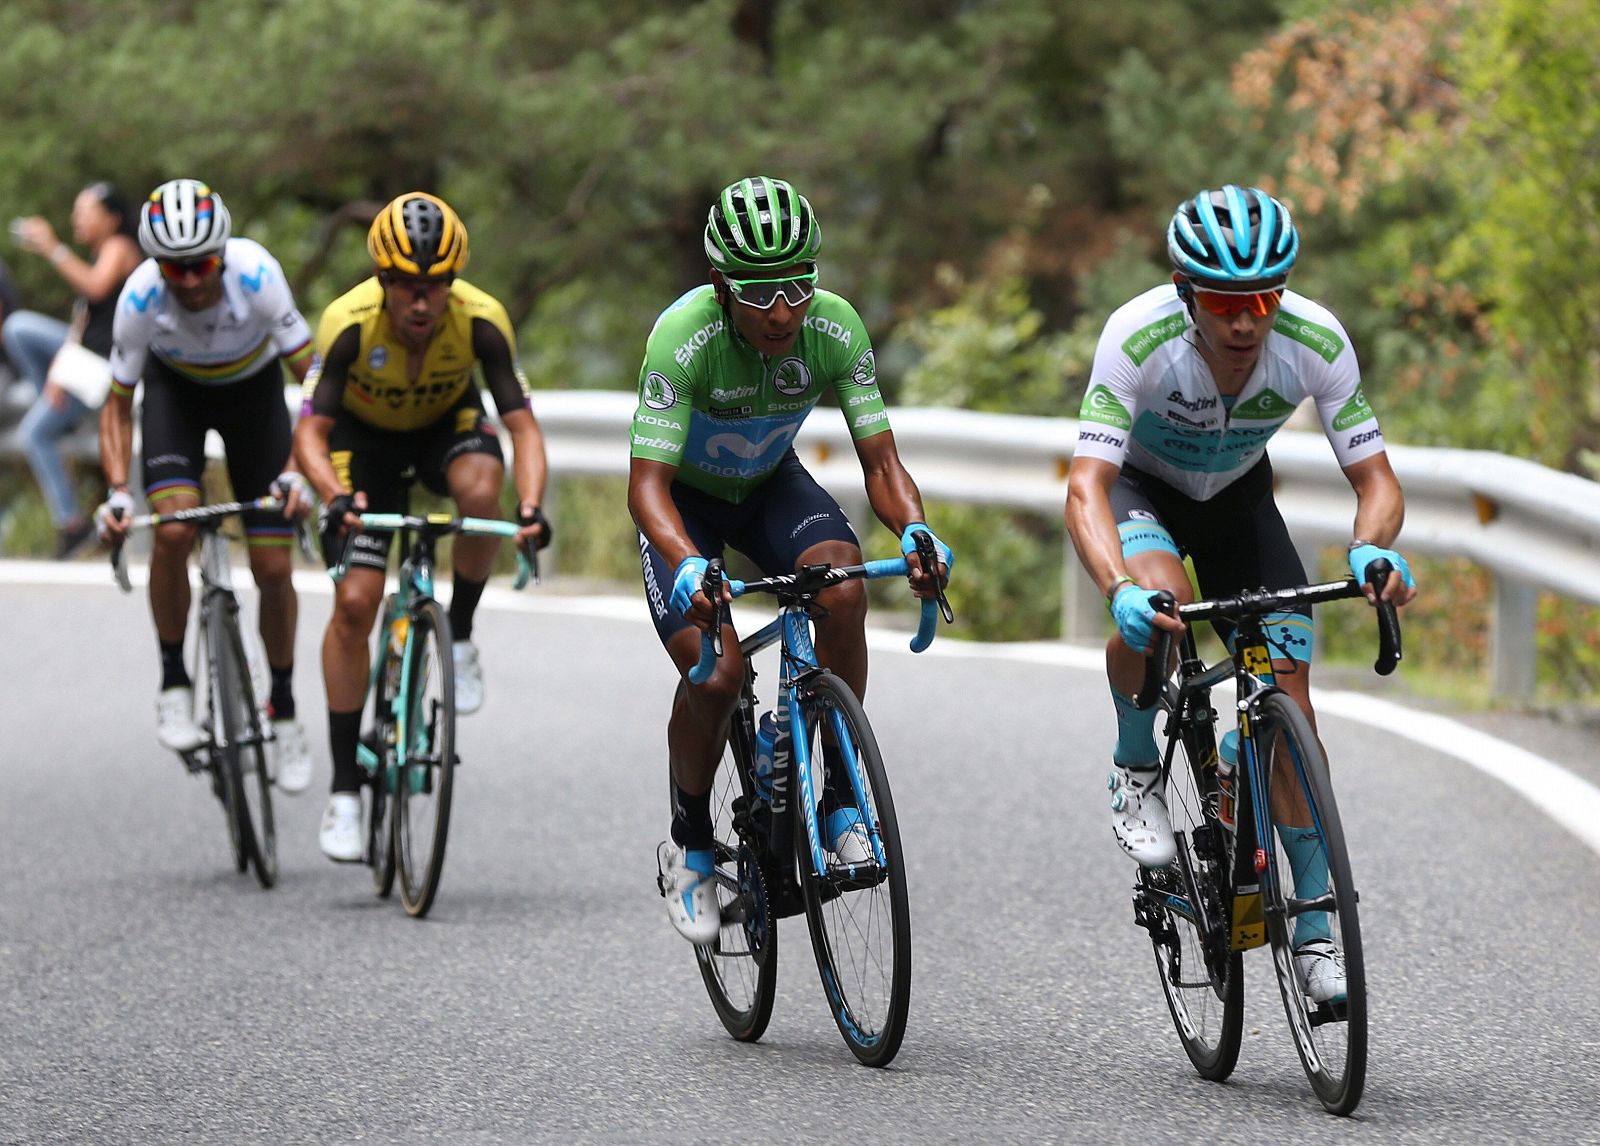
[899,523,954,572]
[1348,543,1415,590]
[1110,582,1164,654]
[670,556,709,617]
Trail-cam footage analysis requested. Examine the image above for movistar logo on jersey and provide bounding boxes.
[125,286,160,313]
[238,264,270,293]
[1121,312,1187,366]
[1332,387,1374,431]
[1231,388,1297,420]
[1273,313,1345,363]
[674,318,725,367]
[1080,384,1132,430]
[801,314,852,346]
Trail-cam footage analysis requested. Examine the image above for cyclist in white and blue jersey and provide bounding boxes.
[96,180,317,794]
[1065,185,1417,1003]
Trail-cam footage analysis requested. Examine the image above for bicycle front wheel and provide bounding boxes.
[1256,689,1366,1115]
[1139,694,1242,1081]
[211,605,277,888]
[394,599,455,917]
[796,672,910,1067]
[671,688,778,1044]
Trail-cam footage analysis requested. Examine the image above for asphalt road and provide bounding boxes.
[2,571,1597,1144]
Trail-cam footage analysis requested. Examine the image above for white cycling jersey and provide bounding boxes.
[109,237,312,390]
[1074,284,1386,500]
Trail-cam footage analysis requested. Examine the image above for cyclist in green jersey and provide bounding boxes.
[629,176,952,946]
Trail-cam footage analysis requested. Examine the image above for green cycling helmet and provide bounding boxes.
[704,176,821,273]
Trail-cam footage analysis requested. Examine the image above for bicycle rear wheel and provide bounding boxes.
[1256,689,1366,1115]
[394,599,455,917]
[796,671,910,1067]
[210,605,277,888]
[1138,694,1242,1081]
[671,688,778,1043]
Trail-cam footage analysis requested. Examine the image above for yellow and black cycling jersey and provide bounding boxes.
[300,276,532,432]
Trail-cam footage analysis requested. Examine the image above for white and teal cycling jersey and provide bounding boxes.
[1074,284,1386,500]
[629,285,888,504]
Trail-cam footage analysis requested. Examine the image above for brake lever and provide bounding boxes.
[912,530,954,624]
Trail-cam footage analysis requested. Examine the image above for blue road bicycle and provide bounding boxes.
[332,510,540,918]
[1130,561,1401,1115]
[663,531,951,1066]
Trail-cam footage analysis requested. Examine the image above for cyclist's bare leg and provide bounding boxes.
[665,624,744,797]
[246,540,297,669]
[444,452,506,583]
[148,490,202,645]
[323,566,384,713]
[802,539,868,701]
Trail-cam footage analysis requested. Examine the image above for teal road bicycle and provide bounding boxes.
[662,530,951,1067]
[332,510,541,918]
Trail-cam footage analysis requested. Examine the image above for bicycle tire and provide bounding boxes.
[206,605,276,887]
[367,609,401,898]
[796,671,910,1067]
[1140,690,1242,1080]
[667,683,779,1044]
[394,598,455,917]
[199,629,248,876]
[1256,689,1367,1115]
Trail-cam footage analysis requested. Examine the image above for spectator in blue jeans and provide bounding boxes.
[4,181,142,556]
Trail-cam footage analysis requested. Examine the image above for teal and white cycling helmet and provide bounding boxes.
[1167,184,1297,291]
[139,178,232,260]
[704,176,821,274]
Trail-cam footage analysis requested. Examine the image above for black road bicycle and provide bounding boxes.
[112,498,312,889]
[1130,561,1401,1115]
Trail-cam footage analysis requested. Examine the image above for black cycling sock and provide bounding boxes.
[671,778,715,851]
[268,664,294,720]
[821,743,853,815]
[448,575,487,642]
[159,640,189,691]
[328,708,364,794]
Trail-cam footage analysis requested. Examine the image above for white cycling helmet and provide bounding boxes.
[139,178,232,259]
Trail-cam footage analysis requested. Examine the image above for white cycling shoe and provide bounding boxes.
[156,686,206,753]
[826,807,873,867]
[452,640,483,715]
[657,842,720,946]
[1294,937,1349,1004]
[270,718,312,794]
[1108,761,1177,867]
[319,793,363,863]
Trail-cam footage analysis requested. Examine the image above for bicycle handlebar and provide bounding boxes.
[328,512,540,589]
[685,551,950,686]
[109,497,309,594]
[1132,564,1406,708]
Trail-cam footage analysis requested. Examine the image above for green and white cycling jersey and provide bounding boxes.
[1074,284,1387,500]
[629,285,888,504]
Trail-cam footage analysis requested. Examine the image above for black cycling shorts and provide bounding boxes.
[639,450,860,645]
[139,356,292,543]
[1109,456,1315,663]
[321,390,504,572]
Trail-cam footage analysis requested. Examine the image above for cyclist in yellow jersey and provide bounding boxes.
[293,192,551,862]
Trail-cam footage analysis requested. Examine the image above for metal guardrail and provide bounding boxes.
[7,383,1596,697]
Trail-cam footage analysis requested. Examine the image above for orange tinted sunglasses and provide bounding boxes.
[1194,288,1282,317]
[158,254,223,282]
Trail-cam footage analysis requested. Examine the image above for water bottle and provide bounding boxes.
[385,614,408,694]
[1216,729,1239,832]
[753,711,778,801]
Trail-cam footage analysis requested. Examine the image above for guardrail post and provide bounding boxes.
[1061,537,1105,643]
[1491,575,1538,700]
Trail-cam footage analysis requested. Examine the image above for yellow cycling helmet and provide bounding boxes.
[367,191,469,277]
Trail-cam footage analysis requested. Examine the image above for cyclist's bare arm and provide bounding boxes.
[1067,456,1185,636]
[853,430,947,596]
[627,456,727,630]
[96,390,137,543]
[1341,453,1415,607]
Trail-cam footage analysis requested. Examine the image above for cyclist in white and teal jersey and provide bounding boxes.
[1065,184,1417,1003]
[629,176,951,947]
